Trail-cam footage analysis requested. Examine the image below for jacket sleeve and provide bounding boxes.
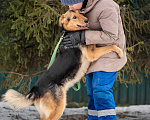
[85,8,119,45]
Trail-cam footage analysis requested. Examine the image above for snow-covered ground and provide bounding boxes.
[0,102,150,120]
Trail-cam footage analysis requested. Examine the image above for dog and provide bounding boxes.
[2,10,123,120]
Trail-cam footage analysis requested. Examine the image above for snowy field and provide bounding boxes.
[0,102,150,120]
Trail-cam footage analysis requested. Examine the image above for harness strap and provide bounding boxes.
[47,31,81,91]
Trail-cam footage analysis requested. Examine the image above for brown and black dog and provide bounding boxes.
[2,10,123,120]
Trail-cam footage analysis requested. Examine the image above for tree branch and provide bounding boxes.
[1,70,46,77]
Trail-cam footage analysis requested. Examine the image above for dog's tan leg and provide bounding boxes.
[34,99,46,120]
[82,45,123,62]
[47,104,65,120]
[40,88,66,120]
[47,89,66,120]
[40,115,46,120]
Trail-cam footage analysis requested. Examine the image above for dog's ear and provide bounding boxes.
[74,10,80,14]
[59,14,65,27]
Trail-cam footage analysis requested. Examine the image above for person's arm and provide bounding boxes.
[85,8,119,45]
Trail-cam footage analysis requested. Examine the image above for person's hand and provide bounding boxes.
[60,30,85,48]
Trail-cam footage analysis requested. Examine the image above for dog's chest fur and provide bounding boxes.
[64,51,90,90]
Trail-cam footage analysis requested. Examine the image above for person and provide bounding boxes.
[60,0,127,119]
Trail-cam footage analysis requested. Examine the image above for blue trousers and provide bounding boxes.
[86,71,117,120]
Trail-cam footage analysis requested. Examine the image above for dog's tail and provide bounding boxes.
[2,89,34,109]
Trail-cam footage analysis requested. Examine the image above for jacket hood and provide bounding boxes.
[80,0,100,13]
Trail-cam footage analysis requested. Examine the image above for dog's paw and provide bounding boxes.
[117,47,123,58]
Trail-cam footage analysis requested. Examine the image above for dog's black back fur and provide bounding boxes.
[28,48,82,99]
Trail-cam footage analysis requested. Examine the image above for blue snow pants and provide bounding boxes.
[86,71,117,120]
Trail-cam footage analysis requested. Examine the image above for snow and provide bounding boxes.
[0,102,150,120]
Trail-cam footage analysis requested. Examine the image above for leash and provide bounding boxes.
[47,32,65,69]
[72,81,81,91]
[47,31,81,91]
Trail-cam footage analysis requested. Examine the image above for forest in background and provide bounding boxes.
[0,0,149,93]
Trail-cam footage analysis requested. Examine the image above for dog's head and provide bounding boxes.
[59,10,89,31]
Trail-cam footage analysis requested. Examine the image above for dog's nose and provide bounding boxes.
[84,19,88,23]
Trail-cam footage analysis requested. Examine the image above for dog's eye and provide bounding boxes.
[73,16,77,19]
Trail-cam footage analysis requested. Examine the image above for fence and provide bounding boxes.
[0,73,150,105]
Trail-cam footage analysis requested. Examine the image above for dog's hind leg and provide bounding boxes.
[34,100,46,120]
[40,88,66,120]
[82,44,123,62]
[46,105,65,120]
